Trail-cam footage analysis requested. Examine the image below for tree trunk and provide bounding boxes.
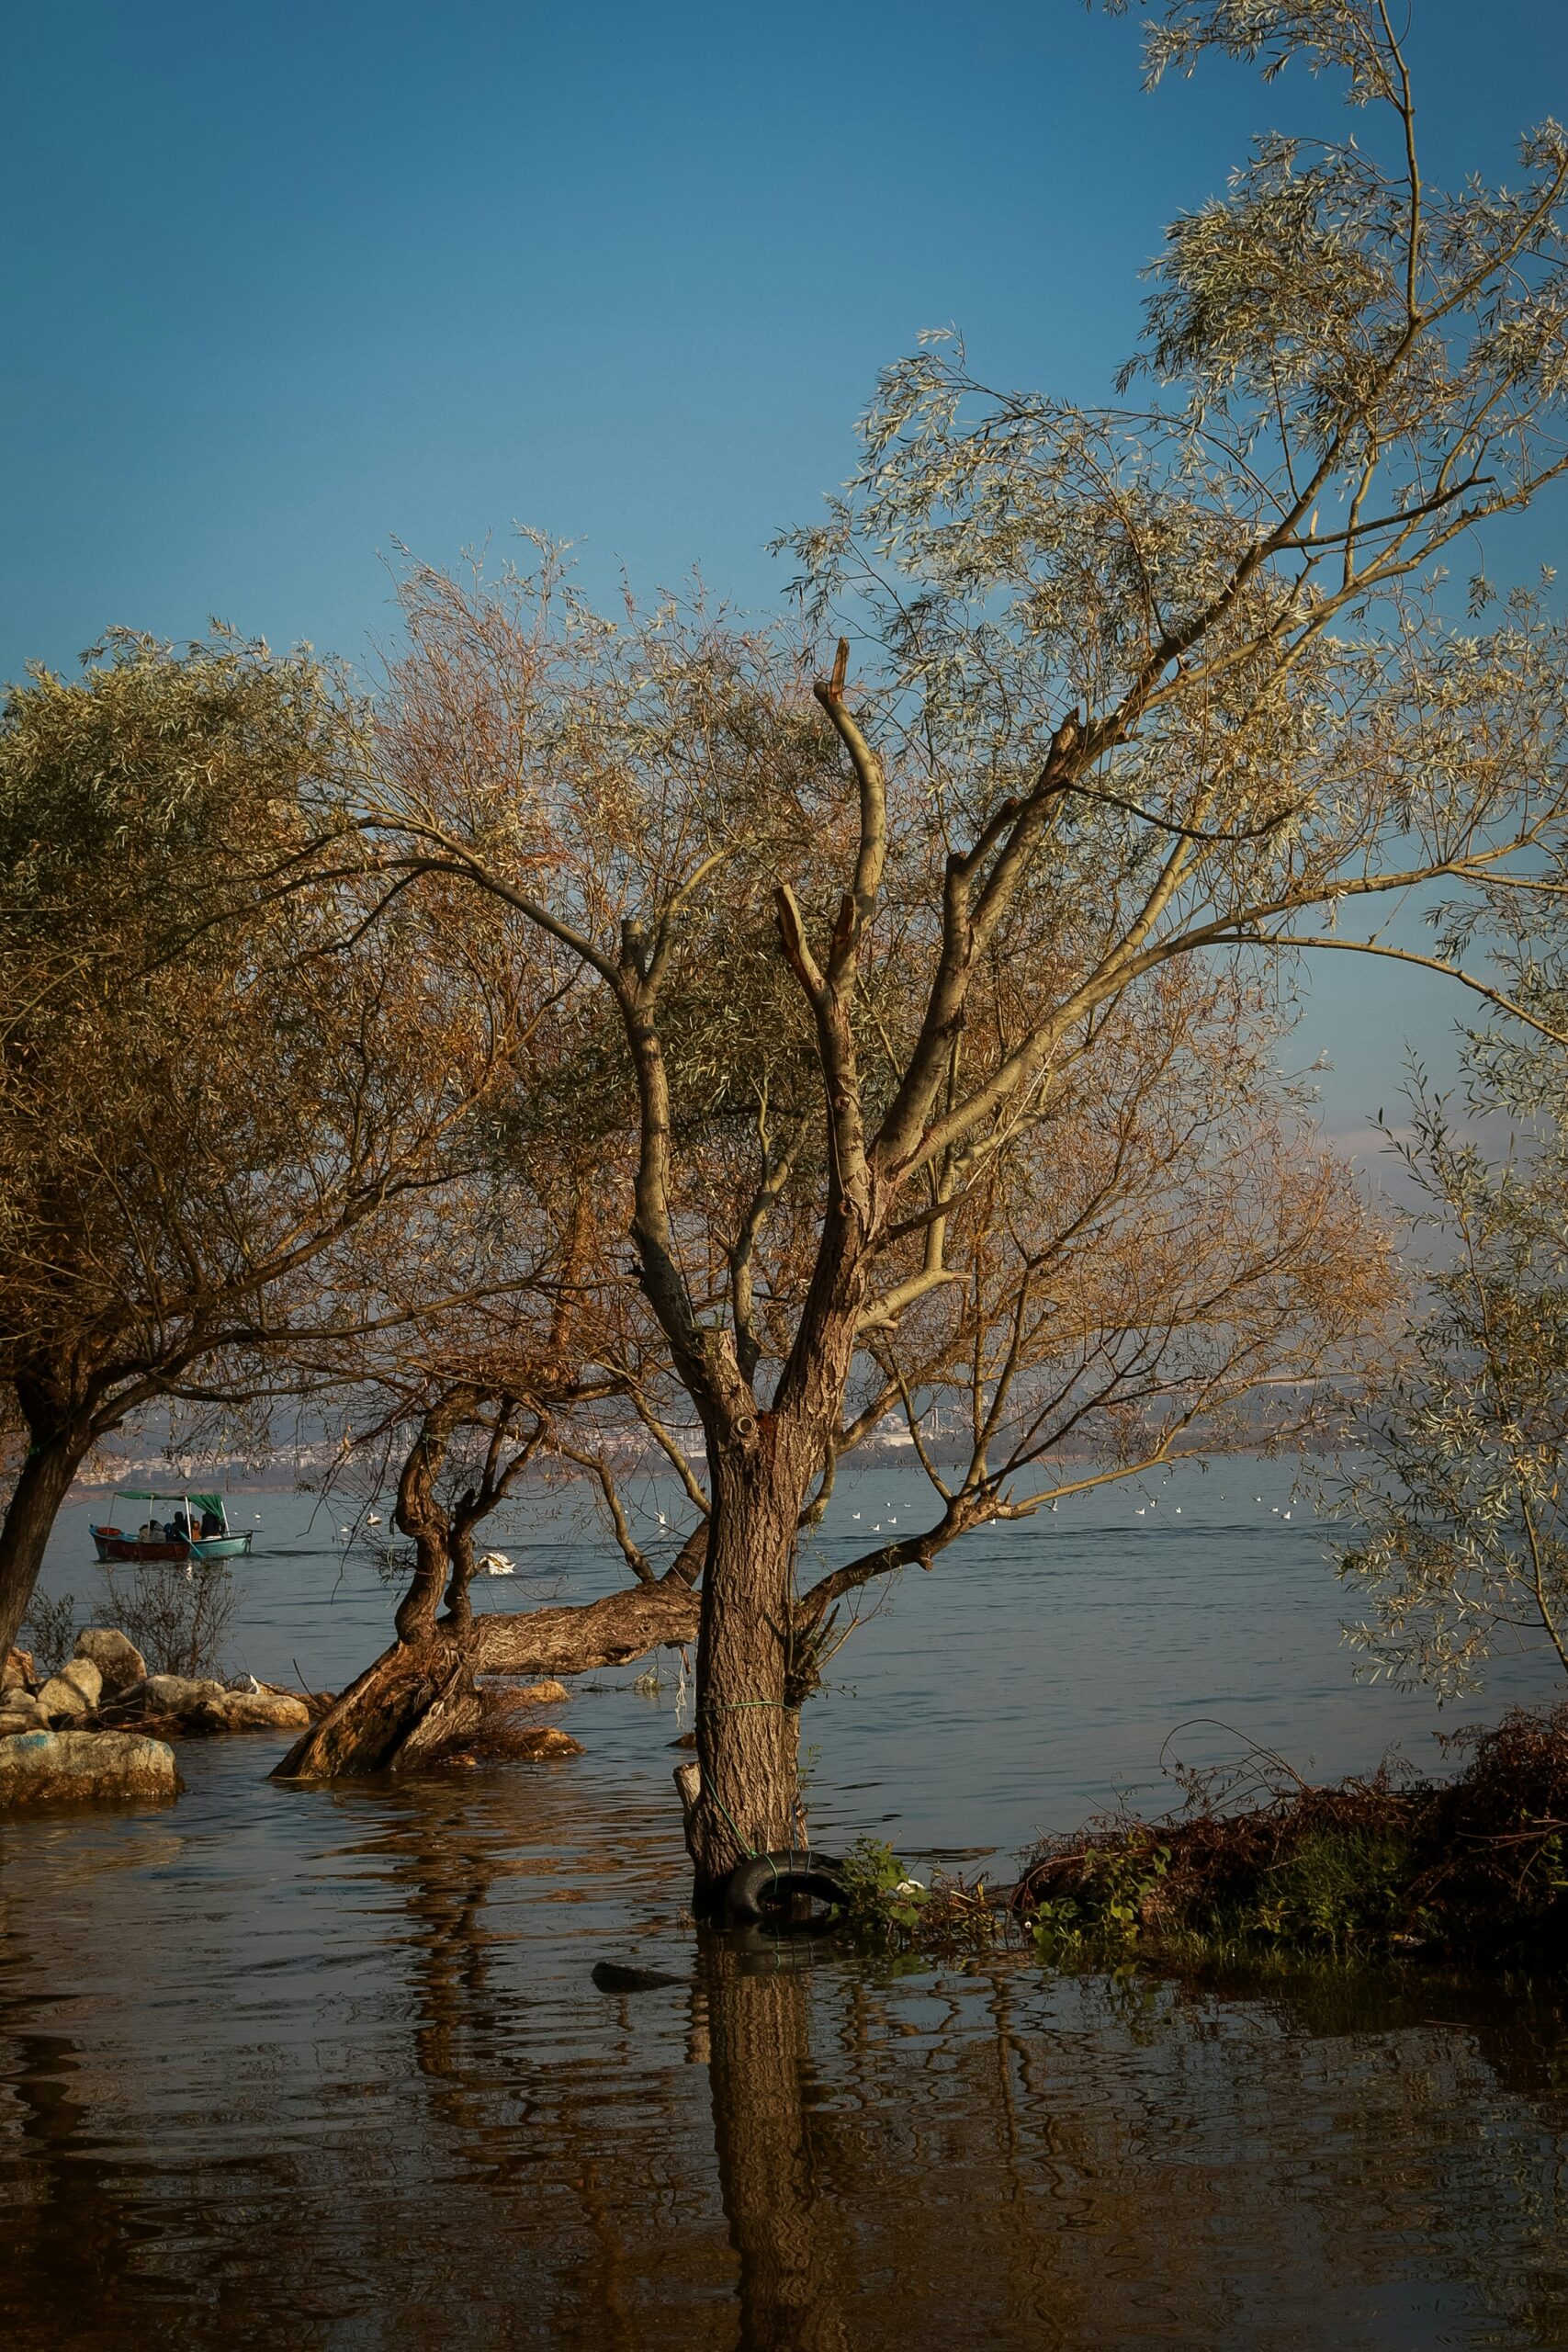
[390,1397,475,1643]
[271,1581,701,1781]
[0,1419,90,1659]
[393,1482,450,1645]
[685,1429,810,1911]
[441,1515,477,1631]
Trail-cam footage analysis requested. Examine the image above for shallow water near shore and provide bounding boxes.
[3,1460,1565,2349]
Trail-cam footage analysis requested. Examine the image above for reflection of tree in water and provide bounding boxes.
[377,1785,502,2089]
[1,2027,141,2348]
[0,2007,315,2350]
[700,1953,1568,2352]
[701,1931,854,2352]
[368,1782,675,2352]
[4,1804,1567,2350]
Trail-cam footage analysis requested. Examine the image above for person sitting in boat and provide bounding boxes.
[199,1509,223,1539]
[167,1513,190,1542]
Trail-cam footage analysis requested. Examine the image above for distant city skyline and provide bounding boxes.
[6,0,1563,1139]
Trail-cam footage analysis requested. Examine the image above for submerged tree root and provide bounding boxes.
[271,1583,699,1781]
[1011,1703,1568,1966]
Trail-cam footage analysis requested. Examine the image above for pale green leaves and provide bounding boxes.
[1338,1068,1568,1695]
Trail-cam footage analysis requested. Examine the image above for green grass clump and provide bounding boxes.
[837,1837,1002,1955]
[1246,1826,1416,1951]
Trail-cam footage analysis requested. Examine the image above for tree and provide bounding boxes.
[271,1144,710,1780]
[332,1,1568,1905]
[1340,1026,1568,1695]
[0,629,528,1657]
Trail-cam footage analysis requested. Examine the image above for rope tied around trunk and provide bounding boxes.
[707,1783,763,1864]
[692,1710,783,1882]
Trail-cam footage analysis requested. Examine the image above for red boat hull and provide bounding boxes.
[92,1535,193,1564]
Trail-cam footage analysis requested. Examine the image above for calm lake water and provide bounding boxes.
[2,1460,1564,2349]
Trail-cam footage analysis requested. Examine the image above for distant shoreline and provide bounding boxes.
[62,1442,1337,1503]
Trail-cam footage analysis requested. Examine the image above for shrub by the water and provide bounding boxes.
[19,1590,76,1677]
[837,1837,1001,1955]
[94,1562,236,1680]
[1012,1705,1568,1966]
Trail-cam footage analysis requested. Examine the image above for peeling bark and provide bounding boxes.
[468,1582,699,1675]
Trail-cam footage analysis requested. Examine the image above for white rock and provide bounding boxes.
[140,1674,229,1713]
[60,1657,103,1710]
[102,1674,228,1724]
[73,1627,148,1695]
[195,1690,310,1733]
[36,1674,91,1722]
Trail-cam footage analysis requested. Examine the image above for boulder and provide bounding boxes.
[510,1679,571,1708]
[0,1728,178,1807]
[105,1674,227,1725]
[36,1673,92,1723]
[73,1627,148,1696]
[2,1646,35,1692]
[512,1726,584,1759]
[60,1657,104,1711]
[0,1691,48,1735]
[186,1690,311,1734]
[144,1673,228,1712]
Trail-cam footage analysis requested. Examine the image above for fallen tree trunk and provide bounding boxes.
[271,1581,700,1781]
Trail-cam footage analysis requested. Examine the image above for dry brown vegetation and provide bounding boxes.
[1013,1705,1568,1963]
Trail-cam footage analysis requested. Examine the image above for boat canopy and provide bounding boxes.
[112,1491,226,1513]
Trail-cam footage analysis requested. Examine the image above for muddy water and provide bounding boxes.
[2,1462,1565,2349]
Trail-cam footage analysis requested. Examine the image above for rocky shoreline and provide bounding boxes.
[0,1629,323,1805]
[1,1634,589,1804]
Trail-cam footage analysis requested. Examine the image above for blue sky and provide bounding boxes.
[5,0,1564,1136]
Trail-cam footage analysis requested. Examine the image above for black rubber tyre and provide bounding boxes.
[723,1849,846,1927]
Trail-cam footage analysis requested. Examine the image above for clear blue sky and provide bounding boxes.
[5,0,1563,1136]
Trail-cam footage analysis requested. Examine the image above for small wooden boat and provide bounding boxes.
[90,1490,255,1566]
